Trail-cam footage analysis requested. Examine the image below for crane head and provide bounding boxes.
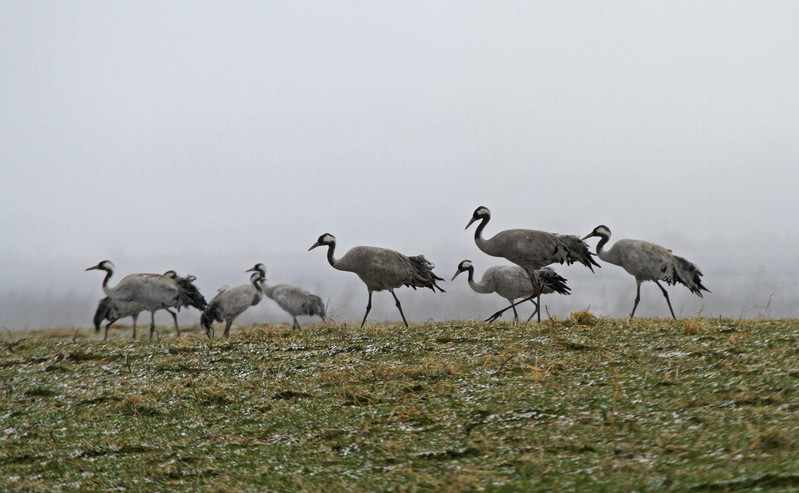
[86,260,115,273]
[451,260,473,281]
[465,206,491,229]
[308,233,336,251]
[246,263,267,278]
[582,225,611,241]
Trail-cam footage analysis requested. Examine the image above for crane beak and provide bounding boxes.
[245,266,256,272]
[450,270,463,281]
[581,233,594,240]
[465,217,478,230]
[85,265,98,271]
[308,241,321,251]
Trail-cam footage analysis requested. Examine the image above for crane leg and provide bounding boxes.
[166,309,180,337]
[526,296,541,322]
[131,313,138,340]
[511,302,519,322]
[630,283,642,318]
[360,290,373,328]
[293,317,302,330]
[486,294,535,323]
[391,290,409,328]
[224,320,233,338]
[149,312,157,339]
[104,316,118,341]
[655,281,677,319]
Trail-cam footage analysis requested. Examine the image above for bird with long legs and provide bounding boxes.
[247,263,326,330]
[308,234,445,327]
[452,260,570,322]
[92,269,206,340]
[582,225,709,318]
[86,261,194,338]
[465,206,599,321]
[201,268,265,338]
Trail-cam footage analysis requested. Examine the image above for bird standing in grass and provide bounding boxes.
[86,260,195,338]
[452,260,570,322]
[582,225,709,318]
[308,233,445,327]
[92,270,207,340]
[247,263,326,330]
[465,206,598,321]
[201,268,265,338]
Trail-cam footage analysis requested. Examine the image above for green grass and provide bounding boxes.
[1,317,798,492]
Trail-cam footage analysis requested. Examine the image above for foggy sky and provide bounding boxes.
[2,2,799,329]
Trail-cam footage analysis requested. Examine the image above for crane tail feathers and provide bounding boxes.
[536,268,571,296]
[407,255,446,293]
[668,255,710,297]
[556,235,601,272]
[200,301,223,330]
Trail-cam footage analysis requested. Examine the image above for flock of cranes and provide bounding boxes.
[86,206,709,339]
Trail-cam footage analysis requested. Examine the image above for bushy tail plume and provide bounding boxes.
[666,255,710,297]
[536,268,571,296]
[176,278,207,310]
[555,235,601,272]
[407,255,446,293]
[200,301,222,332]
[303,294,326,319]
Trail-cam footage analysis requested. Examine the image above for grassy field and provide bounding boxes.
[0,316,797,492]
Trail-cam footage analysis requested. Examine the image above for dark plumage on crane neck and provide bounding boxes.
[308,233,338,268]
[85,260,116,288]
[451,260,476,283]
[582,225,613,257]
[465,206,491,242]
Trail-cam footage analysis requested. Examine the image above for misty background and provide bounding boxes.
[2,2,798,330]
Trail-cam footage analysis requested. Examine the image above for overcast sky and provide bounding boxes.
[2,2,798,328]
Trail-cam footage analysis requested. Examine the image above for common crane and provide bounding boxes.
[308,233,445,327]
[465,206,599,320]
[451,260,570,322]
[86,260,194,338]
[247,263,326,330]
[582,225,709,318]
[201,269,265,338]
[92,270,207,340]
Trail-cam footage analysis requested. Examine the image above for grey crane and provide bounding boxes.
[201,268,265,338]
[247,263,326,330]
[308,233,445,327]
[92,270,207,340]
[86,260,194,338]
[451,260,571,322]
[582,225,709,318]
[465,206,599,321]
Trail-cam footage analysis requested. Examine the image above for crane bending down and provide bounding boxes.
[86,261,195,339]
[308,233,445,327]
[451,260,570,322]
[465,206,599,321]
[201,268,265,338]
[582,225,709,318]
[92,270,207,340]
[247,263,326,330]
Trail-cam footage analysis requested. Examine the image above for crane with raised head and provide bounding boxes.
[86,260,195,338]
[465,206,598,321]
[308,233,445,327]
[452,260,570,322]
[582,225,709,318]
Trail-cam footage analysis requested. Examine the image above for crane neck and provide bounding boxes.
[323,242,338,269]
[101,268,114,290]
[464,265,475,283]
[594,234,610,259]
[472,216,489,242]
